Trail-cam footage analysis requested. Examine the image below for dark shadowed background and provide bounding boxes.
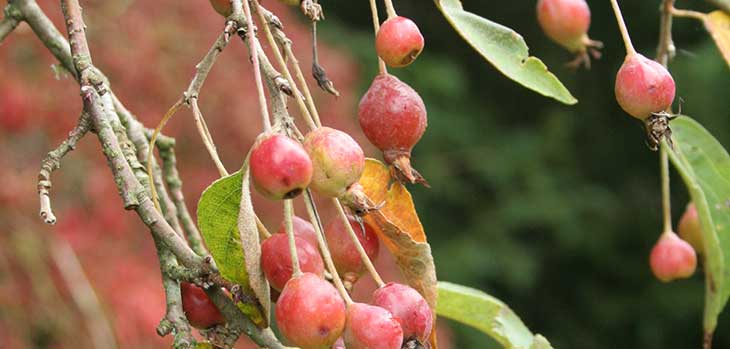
[1,0,729,348]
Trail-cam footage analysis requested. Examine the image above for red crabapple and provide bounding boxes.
[344,303,404,349]
[678,202,704,255]
[649,231,697,282]
[359,74,428,185]
[209,0,232,17]
[277,215,319,248]
[303,127,365,198]
[325,216,379,278]
[615,53,676,120]
[276,273,346,349]
[250,134,313,200]
[376,16,425,68]
[536,0,602,68]
[372,282,433,343]
[261,234,324,291]
[180,282,225,329]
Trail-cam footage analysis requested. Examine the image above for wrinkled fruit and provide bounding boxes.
[344,303,404,349]
[615,53,676,120]
[359,74,428,185]
[276,273,346,349]
[304,127,365,198]
[536,0,591,52]
[250,134,313,200]
[180,282,225,329]
[649,231,697,282]
[678,202,704,254]
[277,215,319,248]
[372,282,433,343]
[375,16,425,68]
[261,234,324,291]
[325,216,379,278]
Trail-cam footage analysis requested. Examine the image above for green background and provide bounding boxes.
[324,1,730,348]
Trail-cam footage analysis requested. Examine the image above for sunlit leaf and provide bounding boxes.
[704,11,730,69]
[434,0,577,105]
[437,282,554,349]
[666,116,730,338]
[706,0,730,13]
[359,158,438,347]
[197,170,268,326]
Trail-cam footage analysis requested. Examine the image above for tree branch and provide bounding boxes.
[656,0,676,66]
[1,2,22,43]
[153,236,195,349]
[38,112,91,224]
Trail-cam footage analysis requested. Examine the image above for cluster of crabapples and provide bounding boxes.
[188,2,432,348]
[538,0,697,282]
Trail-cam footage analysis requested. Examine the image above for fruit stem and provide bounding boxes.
[191,98,229,177]
[368,0,388,74]
[332,198,385,287]
[383,0,397,19]
[284,199,302,277]
[256,214,272,239]
[660,141,673,234]
[240,0,272,132]
[609,0,637,56]
[303,190,354,305]
[148,98,184,213]
[253,0,319,130]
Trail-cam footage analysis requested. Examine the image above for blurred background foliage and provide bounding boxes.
[0,0,728,348]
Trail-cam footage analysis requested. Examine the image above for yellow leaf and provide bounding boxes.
[704,11,730,69]
[359,158,438,348]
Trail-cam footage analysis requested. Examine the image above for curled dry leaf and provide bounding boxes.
[358,158,438,348]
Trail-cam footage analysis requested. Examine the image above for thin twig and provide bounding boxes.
[332,198,384,287]
[284,199,302,277]
[239,0,272,132]
[153,236,195,348]
[383,0,397,19]
[609,0,637,56]
[671,7,707,21]
[368,0,387,74]
[660,144,672,233]
[0,3,22,43]
[656,0,676,66]
[148,99,185,212]
[303,190,353,305]
[38,112,91,224]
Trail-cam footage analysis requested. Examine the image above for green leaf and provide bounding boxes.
[666,116,730,337]
[437,282,554,349]
[197,170,268,326]
[435,0,577,105]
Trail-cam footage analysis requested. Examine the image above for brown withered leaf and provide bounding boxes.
[359,158,438,348]
[704,11,730,69]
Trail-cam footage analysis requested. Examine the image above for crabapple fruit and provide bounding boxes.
[375,16,425,68]
[250,134,313,200]
[359,74,427,184]
[303,127,365,198]
[678,202,704,254]
[649,231,697,282]
[276,273,346,349]
[261,234,324,291]
[372,282,433,343]
[180,282,225,329]
[615,53,676,120]
[209,0,232,17]
[277,215,319,248]
[344,303,404,349]
[537,0,590,52]
[325,216,379,277]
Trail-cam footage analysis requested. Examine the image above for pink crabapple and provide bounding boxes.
[678,202,704,255]
[649,231,697,282]
[344,302,404,349]
[277,215,319,248]
[372,282,433,343]
[303,127,366,198]
[180,282,225,329]
[250,134,313,200]
[261,234,325,291]
[375,16,425,68]
[537,0,603,68]
[325,215,380,281]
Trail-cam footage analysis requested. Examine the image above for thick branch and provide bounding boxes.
[153,236,195,349]
[38,112,91,224]
[1,3,22,43]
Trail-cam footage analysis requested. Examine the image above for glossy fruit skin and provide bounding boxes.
[277,215,319,248]
[615,53,676,120]
[303,127,365,198]
[375,16,425,68]
[372,282,433,342]
[209,0,233,16]
[650,231,697,282]
[180,282,225,329]
[358,74,427,164]
[344,303,404,349]
[678,202,704,254]
[536,0,591,52]
[261,234,324,291]
[276,273,346,349]
[325,216,379,276]
[250,134,313,200]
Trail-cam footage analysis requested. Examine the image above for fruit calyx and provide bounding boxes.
[390,154,430,188]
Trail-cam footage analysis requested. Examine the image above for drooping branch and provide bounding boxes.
[38,112,91,224]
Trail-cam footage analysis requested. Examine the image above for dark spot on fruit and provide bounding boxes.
[318,325,330,337]
[284,188,303,199]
